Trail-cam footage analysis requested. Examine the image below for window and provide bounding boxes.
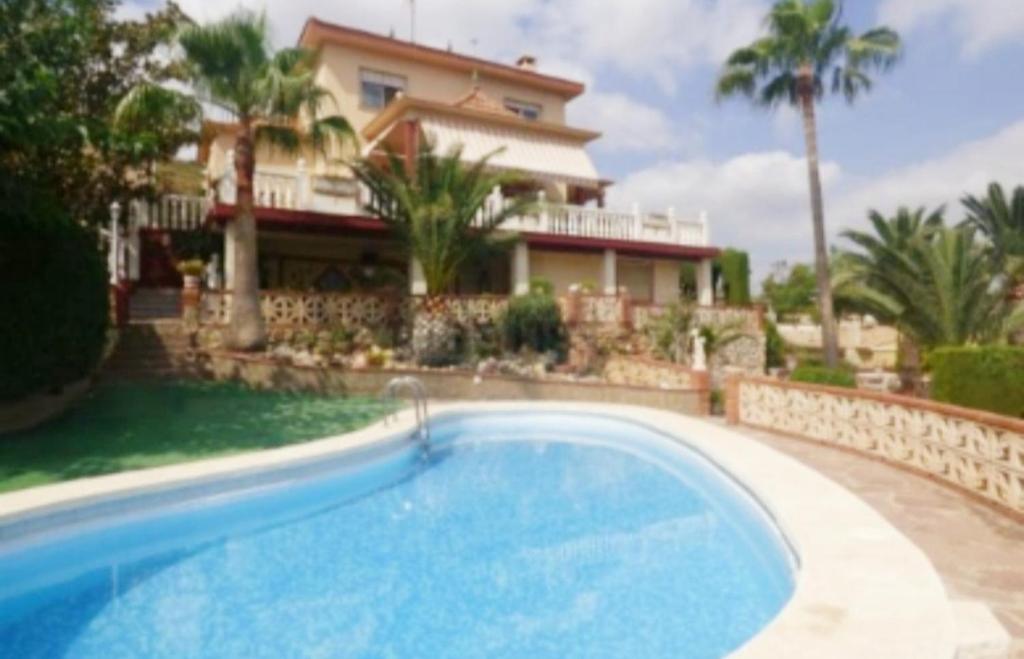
[504,98,542,121]
[360,69,406,109]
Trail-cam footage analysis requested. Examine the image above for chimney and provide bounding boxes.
[516,55,537,72]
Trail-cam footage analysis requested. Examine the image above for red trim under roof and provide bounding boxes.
[209,205,720,260]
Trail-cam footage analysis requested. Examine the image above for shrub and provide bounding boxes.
[715,248,751,305]
[0,196,109,401]
[765,319,786,369]
[928,346,1024,418]
[647,303,693,363]
[502,293,566,356]
[529,277,554,296]
[790,364,856,388]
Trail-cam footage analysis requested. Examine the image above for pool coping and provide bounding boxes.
[0,402,958,658]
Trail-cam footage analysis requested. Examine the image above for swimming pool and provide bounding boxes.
[0,411,796,658]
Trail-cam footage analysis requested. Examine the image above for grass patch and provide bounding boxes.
[0,380,398,493]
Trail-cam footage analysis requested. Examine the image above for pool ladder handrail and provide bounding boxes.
[383,376,431,455]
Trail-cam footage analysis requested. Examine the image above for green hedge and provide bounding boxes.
[0,195,109,401]
[501,293,566,356]
[790,365,856,388]
[715,248,751,305]
[929,346,1024,418]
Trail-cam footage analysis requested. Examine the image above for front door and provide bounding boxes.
[139,230,182,288]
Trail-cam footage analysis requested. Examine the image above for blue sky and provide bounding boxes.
[129,0,1024,284]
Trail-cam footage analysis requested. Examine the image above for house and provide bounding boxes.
[138,18,721,307]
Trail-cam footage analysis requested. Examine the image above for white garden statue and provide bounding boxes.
[206,253,223,290]
[691,328,707,372]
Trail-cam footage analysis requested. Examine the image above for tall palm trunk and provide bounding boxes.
[797,73,840,367]
[227,123,266,350]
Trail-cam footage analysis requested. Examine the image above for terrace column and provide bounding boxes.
[512,241,530,296]
[224,227,236,290]
[602,248,617,296]
[127,201,141,282]
[696,258,714,307]
[409,258,428,296]
[296,157,311,210]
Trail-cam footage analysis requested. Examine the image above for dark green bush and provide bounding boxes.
[715,248,751,305]
[0,193,109,401]
[790,364,856,388]
[502,293,566,356]
[928,346,1024,418]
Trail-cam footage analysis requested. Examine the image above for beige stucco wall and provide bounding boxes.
[207,43,573,182]
[316,43,568,138]
[652,259,681,305]
[617,258,653,301]
[530,250,603,295]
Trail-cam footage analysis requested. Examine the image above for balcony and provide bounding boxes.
[207,163,710,248]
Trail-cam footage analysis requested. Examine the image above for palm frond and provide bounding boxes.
[254,123,301,155]
[114,82,201,132]
[351,140,529,296]
[716,0,901,111]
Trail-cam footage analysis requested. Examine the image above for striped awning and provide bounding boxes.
[418,116,601,188]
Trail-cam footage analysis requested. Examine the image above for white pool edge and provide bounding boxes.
[0,402,958,658]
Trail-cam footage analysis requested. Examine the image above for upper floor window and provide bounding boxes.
[504,98,542,121]
[360,69,406,109]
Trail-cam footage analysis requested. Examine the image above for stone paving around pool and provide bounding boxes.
[733,422,1024,658]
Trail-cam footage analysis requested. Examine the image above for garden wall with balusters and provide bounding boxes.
[726,376,1024,518]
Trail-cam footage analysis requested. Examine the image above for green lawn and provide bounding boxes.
[0,381,398,493]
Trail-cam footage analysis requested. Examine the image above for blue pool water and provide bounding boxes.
[0,413,795,658]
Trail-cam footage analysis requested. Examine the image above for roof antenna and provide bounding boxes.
[406,0,416,43]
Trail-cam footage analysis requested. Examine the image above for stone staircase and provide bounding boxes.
[129,288,181,321]
[103,320,202,381]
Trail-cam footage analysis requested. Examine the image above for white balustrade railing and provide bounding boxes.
[213,157,711,247]
[130,195,209,231]
[478,189,708,247]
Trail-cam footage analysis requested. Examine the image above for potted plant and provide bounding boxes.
[177,259,205,289]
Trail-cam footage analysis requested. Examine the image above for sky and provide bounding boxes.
[125,0,1024,286]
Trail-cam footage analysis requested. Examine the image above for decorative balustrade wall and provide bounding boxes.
[195,291,765,383]
[727,377,1024,517]
[632,303,763,333]
[576,295,623,325]
[200,291,509,329]
[407,295,509,325]
[200,291,400,328]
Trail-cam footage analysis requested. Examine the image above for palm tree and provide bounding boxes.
[716,0,901,367]
[837,214,1021,349]
[352,140,532,363]
[834,206,943,318]
[962,182,1024,291]
[117,12,354,350]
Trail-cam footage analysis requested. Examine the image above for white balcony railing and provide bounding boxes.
[212,155,710,248]
[479,189,709,248]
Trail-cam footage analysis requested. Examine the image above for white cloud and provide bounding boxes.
[831,118,1024,231]
[607,151,841,283]
[568,91,695,155]
[607,118,1024,287]
[531,0,766,95]
[124,0,766,94]
[878,0,1024,57]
